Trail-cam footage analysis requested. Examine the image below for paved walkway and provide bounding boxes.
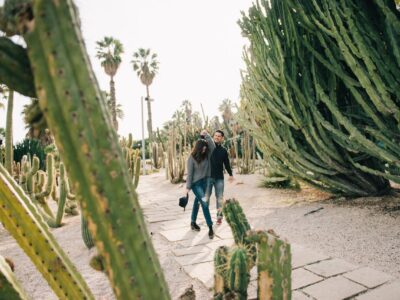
[138,172,400,300]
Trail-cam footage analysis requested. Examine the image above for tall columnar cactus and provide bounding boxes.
[46,162,67,228]
[215,199,291,300]
[0,255,29,300]
[238,0,400,196]
[167,124,186,183]
[2,0,170,298]
[0,164,94,299]
[5,88,13,174]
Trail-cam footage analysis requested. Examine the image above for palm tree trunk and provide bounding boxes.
[110,76,118,131]
[5,90,13,174]
[145,85,153,141]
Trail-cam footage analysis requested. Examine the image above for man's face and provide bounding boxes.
[213,132,224,144]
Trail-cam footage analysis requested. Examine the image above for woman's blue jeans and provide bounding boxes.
[191,178,213,227]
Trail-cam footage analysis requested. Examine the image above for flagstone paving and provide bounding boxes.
[137,173,400,299]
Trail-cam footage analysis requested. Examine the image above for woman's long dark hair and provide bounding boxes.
[191,139,208,163]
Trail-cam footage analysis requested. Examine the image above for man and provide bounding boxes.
[201,129,234,225]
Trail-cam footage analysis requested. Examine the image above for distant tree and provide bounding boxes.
[96,36,124,130]
[131,48,159,141]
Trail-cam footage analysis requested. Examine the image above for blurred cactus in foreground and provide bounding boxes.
[238,0,400,196]
[0,0,170,298]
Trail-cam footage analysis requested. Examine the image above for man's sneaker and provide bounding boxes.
[208,226,214,239]
[191,222,200,231]
[216,217,222,225]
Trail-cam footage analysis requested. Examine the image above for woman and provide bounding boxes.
[185,139,214,239]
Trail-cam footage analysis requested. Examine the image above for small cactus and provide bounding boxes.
[214,199,291,300]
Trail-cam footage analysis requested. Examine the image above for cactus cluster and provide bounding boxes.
[121,133,141,189]
[238,0,400,196]
[214,199,291,300]
[167,124,186,183]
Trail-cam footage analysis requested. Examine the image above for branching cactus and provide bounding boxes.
[2,0,170,298]
[0,164,94,299]
[215,199,291,300]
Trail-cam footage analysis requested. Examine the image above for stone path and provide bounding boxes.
[137,172,400,299]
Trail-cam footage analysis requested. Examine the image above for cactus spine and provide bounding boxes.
[16,0,170,298]
[0,164,94,299]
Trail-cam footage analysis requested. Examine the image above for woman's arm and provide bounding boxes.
[186,156,194,190]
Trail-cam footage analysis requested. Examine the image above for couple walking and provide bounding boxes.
[185,129,234,239]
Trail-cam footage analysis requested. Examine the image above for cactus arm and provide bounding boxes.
[46,163,67,228]
[214,246,229,296]
[0,37,36,97]
[0,164,94,299]
[21,1,170,298]
[81,213,95,249]
[133,153,140,189]
[223,199,251,245]
[0,255,30,300]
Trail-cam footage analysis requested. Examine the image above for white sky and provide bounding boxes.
[0,0,253,142]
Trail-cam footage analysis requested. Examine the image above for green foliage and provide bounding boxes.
[14,139,46,170]
[238,0,400,196]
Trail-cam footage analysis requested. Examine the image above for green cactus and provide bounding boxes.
[0,164,94,299]
[0,37,36,97]
[133,150,141,189]
[228,247,249,300]
[222,199,251,245]
[214,246,229,296]
[34,153,54,204]
[0,255,30,300]
[247,230,291,300]
[214,199,291,299]
[3,1,170,297]
[238,0,399,196]
[81,213,95,250]
[5,88,13,174]
[46,163,67,228]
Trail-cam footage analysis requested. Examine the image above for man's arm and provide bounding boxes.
[223,149,234,181]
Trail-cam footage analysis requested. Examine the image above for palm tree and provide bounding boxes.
[96,36,124,131]
[131,48,159,141]
[102,90,124,121]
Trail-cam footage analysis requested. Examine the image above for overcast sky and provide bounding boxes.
[0,0,253,142]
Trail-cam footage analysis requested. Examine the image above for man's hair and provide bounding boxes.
[214,130,225,137]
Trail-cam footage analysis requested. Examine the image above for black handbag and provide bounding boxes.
[179,193,189,211]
